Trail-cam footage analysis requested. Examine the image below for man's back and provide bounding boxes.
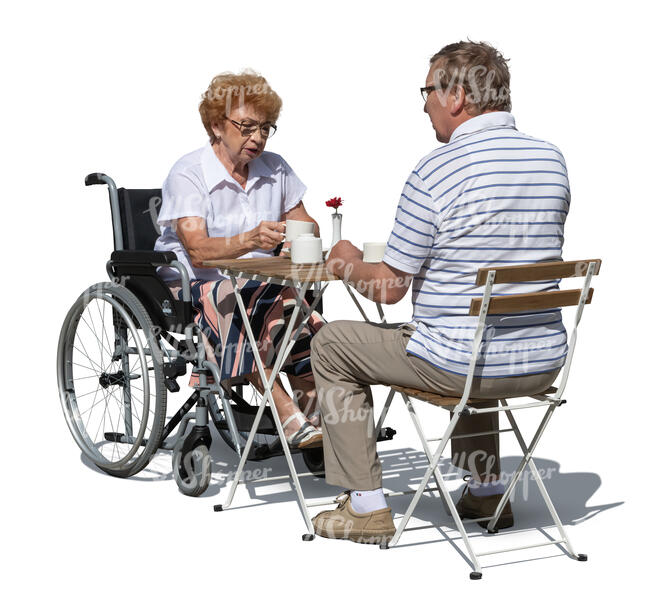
[383,111,569,378]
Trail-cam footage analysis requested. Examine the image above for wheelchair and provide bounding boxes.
[57,173,327,497]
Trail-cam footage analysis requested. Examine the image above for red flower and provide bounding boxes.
[325,197,343,211]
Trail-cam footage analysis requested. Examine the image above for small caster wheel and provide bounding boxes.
[577,553,588,561]
[302,533,315,541]
[469,572,483,580]
[172,437,211,497]
[380,543,389,550]
[213,504,223,512]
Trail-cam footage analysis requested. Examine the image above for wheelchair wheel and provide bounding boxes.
[208,386,325,475]
[57,282,166,477]
[207,386,281,459]
[301,447,325,474]
[172,439,211,497]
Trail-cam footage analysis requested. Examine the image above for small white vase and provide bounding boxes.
[325,213,343,259]
[330,212,342,249]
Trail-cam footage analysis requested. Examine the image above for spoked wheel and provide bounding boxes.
[57,282,166,477]
[207,384,282,460]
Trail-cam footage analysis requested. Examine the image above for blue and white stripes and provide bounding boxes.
[382,112,569,378]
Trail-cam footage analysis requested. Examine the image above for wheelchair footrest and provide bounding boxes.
[376,427,396,442]
[212,419,278,436]
[104,432,148,447]
[219,403,277,434]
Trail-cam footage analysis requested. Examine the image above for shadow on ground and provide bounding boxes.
[80,422,622,536]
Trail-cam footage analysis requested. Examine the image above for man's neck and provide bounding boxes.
[444,109,499,143]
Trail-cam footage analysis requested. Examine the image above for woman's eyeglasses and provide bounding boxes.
[227,118,277,139]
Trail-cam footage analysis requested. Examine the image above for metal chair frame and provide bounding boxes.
[372,259,601,579]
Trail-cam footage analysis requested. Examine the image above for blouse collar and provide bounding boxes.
[201,141,274,193]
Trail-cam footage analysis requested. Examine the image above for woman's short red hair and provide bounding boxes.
[199,70,282,142]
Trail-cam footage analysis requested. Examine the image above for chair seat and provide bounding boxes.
[387,384,557,409]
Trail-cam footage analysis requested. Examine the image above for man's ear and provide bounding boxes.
[451,85,466,115]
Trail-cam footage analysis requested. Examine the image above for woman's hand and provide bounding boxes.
[245,220,286,251]
[176,217,286,266]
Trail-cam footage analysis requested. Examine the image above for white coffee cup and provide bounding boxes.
[291,233,323,264]
[285,219,315,242]
[363,242,387,263]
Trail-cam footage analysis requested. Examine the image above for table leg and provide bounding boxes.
[218,277,328,535]
[375,301,387,324]
[343,281,371,322]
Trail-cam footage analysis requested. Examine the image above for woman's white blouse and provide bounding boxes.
[154,142,306,282]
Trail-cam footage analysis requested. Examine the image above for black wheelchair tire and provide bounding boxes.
[301,447,325,475]
[172,440,211,497]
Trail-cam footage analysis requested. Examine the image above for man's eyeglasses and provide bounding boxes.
[420,85,444,102]
[227,118,277,139]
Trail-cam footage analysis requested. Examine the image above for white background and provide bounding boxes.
[1,0,647,599]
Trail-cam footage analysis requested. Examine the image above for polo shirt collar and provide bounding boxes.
[449,111,516,143]
[201,142,274,193]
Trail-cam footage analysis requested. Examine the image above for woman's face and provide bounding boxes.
[212,104,270,167]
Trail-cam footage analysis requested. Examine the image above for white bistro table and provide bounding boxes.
[204,256,339,539]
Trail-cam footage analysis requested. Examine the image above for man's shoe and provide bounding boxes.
[311,491,396,544]
[456,486,514,530]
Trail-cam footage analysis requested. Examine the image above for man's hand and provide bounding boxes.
[326,240,363,278]
[325,239,412,304]
[245,220,286,251]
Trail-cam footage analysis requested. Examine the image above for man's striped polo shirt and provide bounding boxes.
[382,111,569,378]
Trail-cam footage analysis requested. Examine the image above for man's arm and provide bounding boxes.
[325,240,412,304]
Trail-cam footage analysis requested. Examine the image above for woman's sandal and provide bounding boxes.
[306,410,321,428]
[282,411,323,449]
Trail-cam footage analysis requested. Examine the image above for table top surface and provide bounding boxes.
[203,256,339,283]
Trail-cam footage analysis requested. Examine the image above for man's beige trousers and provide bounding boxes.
[311,321,560,491]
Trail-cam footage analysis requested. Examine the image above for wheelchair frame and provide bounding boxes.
[58,172,326,498]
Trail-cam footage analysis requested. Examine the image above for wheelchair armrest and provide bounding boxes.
[111,250,178,265]
[108,250,193,332]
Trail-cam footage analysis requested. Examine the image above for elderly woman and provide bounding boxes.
[154,70,323,449]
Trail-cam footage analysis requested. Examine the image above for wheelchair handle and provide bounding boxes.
[84,173,123,250]
[85,172,109,186]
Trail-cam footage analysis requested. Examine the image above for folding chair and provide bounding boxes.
[377,259,601,579]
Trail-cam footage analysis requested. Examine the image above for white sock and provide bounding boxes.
[349,488,388,513]
[468,478,505,497]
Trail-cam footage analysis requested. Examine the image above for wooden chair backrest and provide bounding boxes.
[469,259,601,316]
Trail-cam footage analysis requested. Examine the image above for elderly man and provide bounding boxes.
[310,41,569,543]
